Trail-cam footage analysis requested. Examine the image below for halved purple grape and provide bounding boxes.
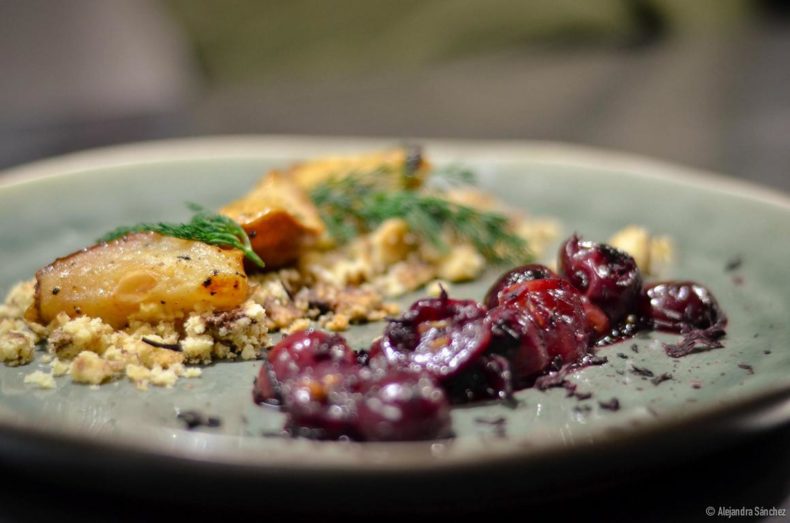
[580,295,611,340]
[444,353,513,403]
[270,329,356,378]
[483,264,557,309]
[357,371,451,441]
[281,361,367,440]
[488,278,590,383]
[378,291,492,383]
[488,306,549,381]
[558,234,643,323]
[252,359,281,406]
[641,281,725,332]
[253,329,356,405]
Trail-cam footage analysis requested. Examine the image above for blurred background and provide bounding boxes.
[0,0,788,191]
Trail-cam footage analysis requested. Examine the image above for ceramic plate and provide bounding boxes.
[1,137,788,509]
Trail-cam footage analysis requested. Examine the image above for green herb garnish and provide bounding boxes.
[99,203,265,268]
[427,164,478,188]
[310,168,530,264]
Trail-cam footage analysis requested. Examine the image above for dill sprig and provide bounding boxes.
[427,164,477,188]
[99,203,265,268]
[310,169,530,264]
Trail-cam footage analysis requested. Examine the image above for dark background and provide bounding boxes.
[0,1,788,521]
[1,0,789,192]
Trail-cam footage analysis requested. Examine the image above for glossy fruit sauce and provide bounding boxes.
[253,234,726,441]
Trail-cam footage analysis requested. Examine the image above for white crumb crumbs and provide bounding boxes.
[0,307,39,365]
[181,334,214,363]
[239,345,257,360]
[436,244,485,282]
[22,297,270,387]
[47,314,114,360]
[515,218,561,258]
[649,236,674,272]
[243,301,266,320]
[608,225,674,276]
[0,280,36,319]
[0,321,36,366]
[125,363,195,389]
[71,351,114,385]
[24,370,56,389]
[426,280,451,297]
[148,365,179,387]
[182,367,202,378]
[125,363,150,389]
[282,318,311,334]
[183,314,206,336]
[50,358,71,376]
[368,218,415,270]
[322,313,349,332]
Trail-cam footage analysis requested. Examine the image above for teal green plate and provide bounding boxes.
[0,137,788,507]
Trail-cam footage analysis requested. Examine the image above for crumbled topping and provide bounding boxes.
[0,189,559,390]
[608,225,673,276]
[436,244,485,282]
[71,351,114,385]
[24,370,56,389]
[0,318,37,366]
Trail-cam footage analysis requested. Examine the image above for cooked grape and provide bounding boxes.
[641,281,725,332]
[489,278,590,382]
[559,234,643,323]
[357,371,451,441]
[483,264,557,309]
[378,291,492,382]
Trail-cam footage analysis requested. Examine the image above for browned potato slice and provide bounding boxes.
[33,232,248,328]
[221,147,429,267]
[283,146,430,190]
[220,171,325,268]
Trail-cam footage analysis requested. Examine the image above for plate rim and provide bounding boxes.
[1,373,788,475]
[1,135,788,474]
[0,134,788,209]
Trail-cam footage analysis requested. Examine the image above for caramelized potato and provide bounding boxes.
[283,146,430,190]
[221,171,325,267]
[33,232,248,328]
[221,147,430,267]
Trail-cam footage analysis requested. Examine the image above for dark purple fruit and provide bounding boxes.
[580,296,611,340]
[488,306,548,382]
[378,290,492,383]
[444,353,513,403]
[357,371,451,441]
[484,264,557,309]
[252,359,281,406]
[559,234,643,323]
[269,329,356,380]
[641,281,725,332]
[488,278,590,382]
[281,361,366,440]
[253,329,356,405]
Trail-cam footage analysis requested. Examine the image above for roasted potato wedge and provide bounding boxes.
[221,171,325,267]
[33,232,248,328]
[222,147,429,267]
[283,146,430,190]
